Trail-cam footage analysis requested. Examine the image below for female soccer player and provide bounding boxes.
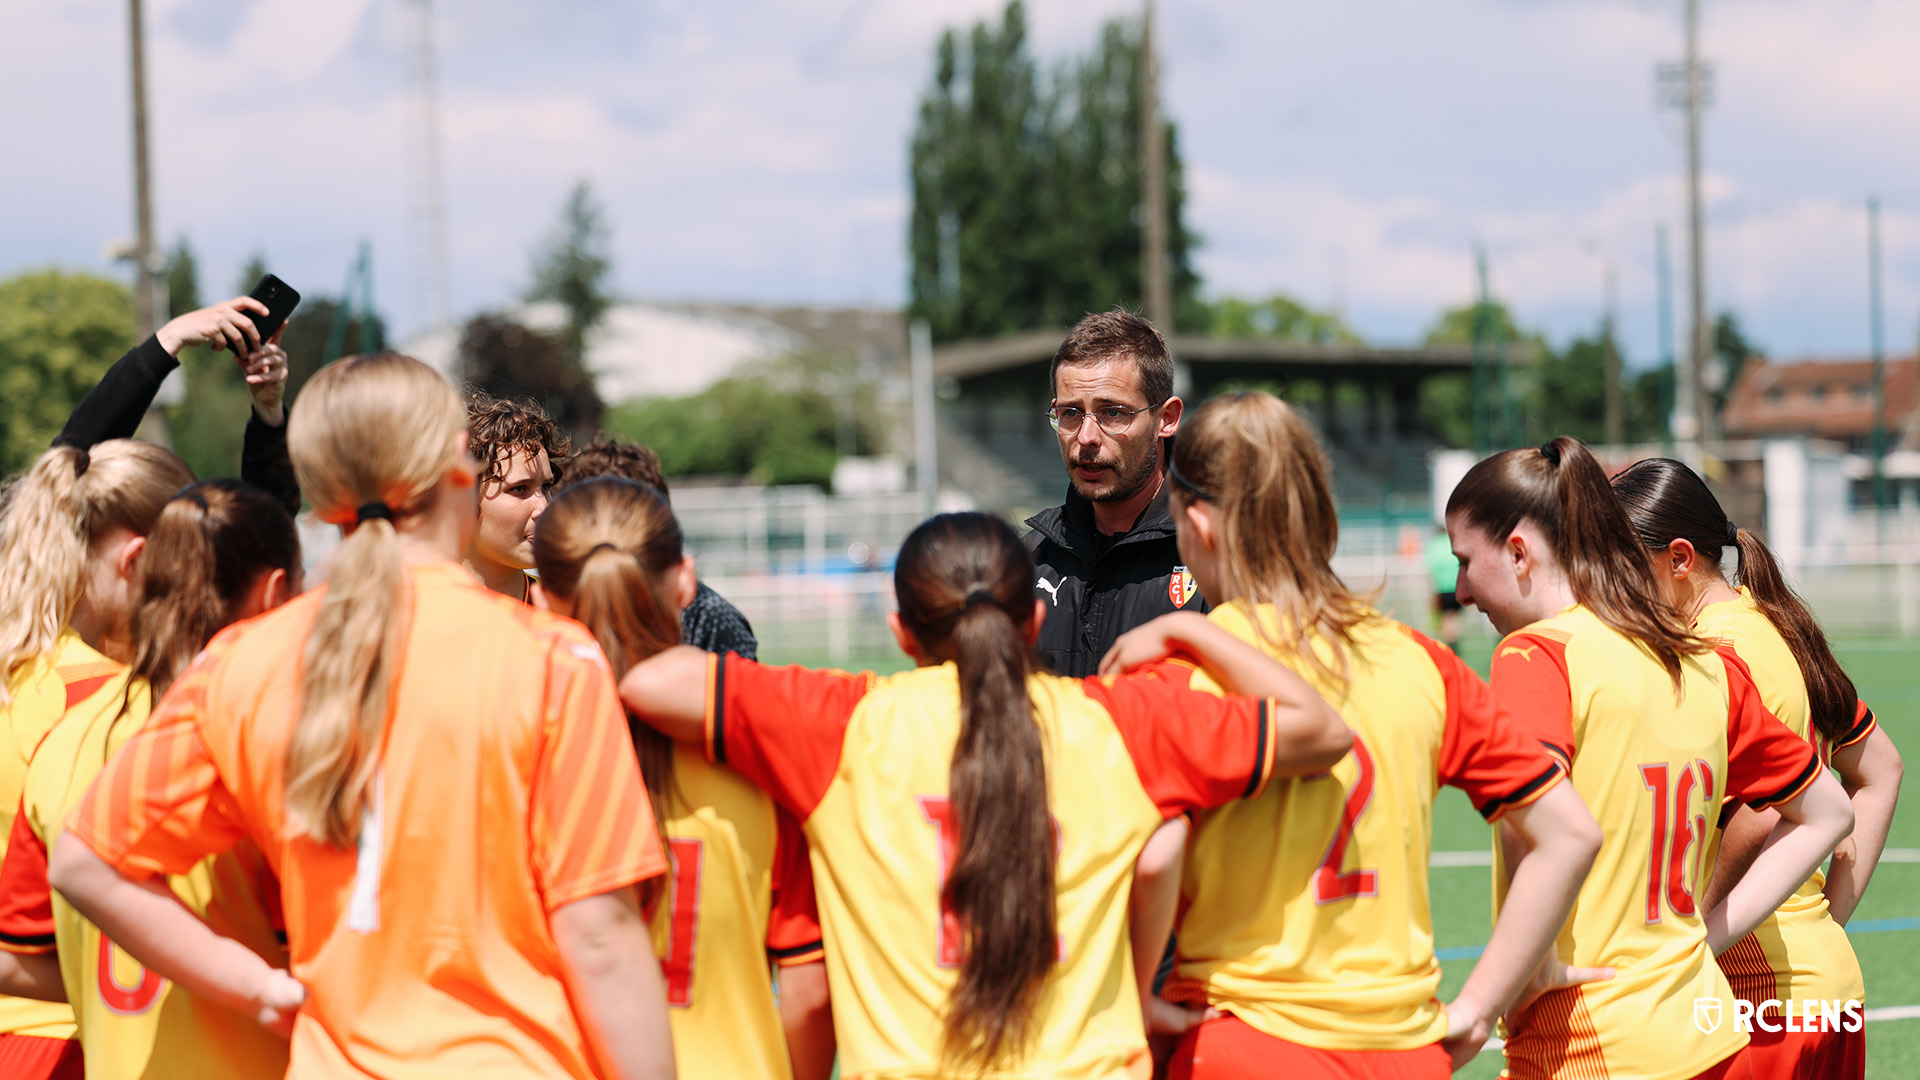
[618,511,1355,1079]
[532,475,833,1080]
[0,438,194,1079]
[46,353,676,1080]
[1447,438,1855,1080]
[1132,392,1601,1079]
[0,479,300,1079]
[1614,458,1901,1079]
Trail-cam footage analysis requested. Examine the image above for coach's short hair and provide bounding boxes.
[559,436,668,498]
[1048,309,1174,407]
[465,391,568,487]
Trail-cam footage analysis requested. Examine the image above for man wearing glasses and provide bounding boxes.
[1023,308,1207,677]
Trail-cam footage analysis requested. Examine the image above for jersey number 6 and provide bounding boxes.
[97,936,164,1016]
[1312,734,1379,904]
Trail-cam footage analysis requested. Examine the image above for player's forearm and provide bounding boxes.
[1824,728,1902,924]
[1451,785,1598,1024]
[1130,818,1187,1016]
[0,950,65,1002]
[48,833,276,1017]
[1700,805,1774,915]
[777,961,835,1080]
[617,645,711,744]
[1708,774,1853,953]
[551,891,675,1080]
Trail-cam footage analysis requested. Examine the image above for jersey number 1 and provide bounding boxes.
[1312,734,1379,904]
[1639,759,1715,923]
[660,839,704,1007]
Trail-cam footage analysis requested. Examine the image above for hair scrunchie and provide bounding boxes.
[1538,440,1562,466]
[73,448,91,478]
[963,587,996,608]
[356,502,395,524]
[1724,520,1739,546]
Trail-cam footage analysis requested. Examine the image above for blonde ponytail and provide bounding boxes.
[284,353,464,848]
[0,440,193,703]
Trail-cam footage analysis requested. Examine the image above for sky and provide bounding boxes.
[4,0,1917,365]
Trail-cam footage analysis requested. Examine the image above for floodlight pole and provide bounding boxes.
[1656,224,1677,451]
[1140,0,1172,332]
[127,0,171,445]
[1869,196,1888,511]
[1682,0,1712,449]
[1603,257,1623,447]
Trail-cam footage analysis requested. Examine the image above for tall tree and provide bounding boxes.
[0,271,134,472]
[163,238,201,318]
[908,2,1200,342]
[456,314,603,441]
[527,180,614,369]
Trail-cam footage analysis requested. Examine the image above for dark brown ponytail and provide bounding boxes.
[1448,437,1706,684]
[894,513,1053,1073]
[532,477,687,832]
[130,480,301,700]
[1612,458,1857,742]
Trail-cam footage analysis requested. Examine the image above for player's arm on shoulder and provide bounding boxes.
[1825,713,1902,925]
[550,887,675,1080]
[617,644,710,743]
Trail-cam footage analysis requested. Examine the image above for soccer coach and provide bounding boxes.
[1023,309,1208,677]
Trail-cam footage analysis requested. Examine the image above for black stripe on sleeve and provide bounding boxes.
[1474,763,1563,821]
[1747,755,1823,811]
[711,653,729,765]
[1240,698,1270,800]
[0,928,56,949]
[1839,707,1877,749]
[768,939,824,961]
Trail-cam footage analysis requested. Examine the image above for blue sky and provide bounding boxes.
[4,0,1916,365]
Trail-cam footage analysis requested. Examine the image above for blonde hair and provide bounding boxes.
[284,353,466,848]
[0,440,194,703]
[1169,392,1375,693]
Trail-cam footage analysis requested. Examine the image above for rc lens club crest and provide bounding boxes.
[1169,566,1197,609]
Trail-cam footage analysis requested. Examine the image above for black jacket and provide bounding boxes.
[1023,479,1209,678]
[53,335,300,516]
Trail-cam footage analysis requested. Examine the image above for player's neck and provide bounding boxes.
[1678,573,1741,623]
[463,555,530,599]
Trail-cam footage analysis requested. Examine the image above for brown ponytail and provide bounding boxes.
[128,480,300,700]
[532,477,686,828]
[0,440,193,702]
[1448,437,1706,684]
[894,513,1053,1073]
[1612,458,1857,742]
[285,353,466,848]
[1169,392,1375,693]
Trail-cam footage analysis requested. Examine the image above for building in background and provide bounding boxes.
[1723,356,1920,505]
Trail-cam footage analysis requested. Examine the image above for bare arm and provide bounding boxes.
[618,645,713,744]
[1706,772,1854,953]
[777,961,835,1080]
[1700,804,1771,915]
[1100,612,1353,776]
[47,832,302,1033]
[1824,726,1903,925]
[1442,783,1604,1069]
[0,951,65,1002]
[550,888,675,1080]
[1129,816,1212,1046]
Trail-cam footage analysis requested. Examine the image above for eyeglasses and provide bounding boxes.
[1046,404,1154,436]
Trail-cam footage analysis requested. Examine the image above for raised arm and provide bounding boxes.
[617,644,712,744]
[1824,725,1903,925]
[55,297,270,449]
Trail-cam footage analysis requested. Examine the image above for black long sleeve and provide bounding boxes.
[53,335,178,449]
[242,407,301,517]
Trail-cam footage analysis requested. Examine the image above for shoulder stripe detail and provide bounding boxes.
[768,939,825,961]
[1241,698,1271,801]
[1476,763,1565,821]
[1838,707,1877,749]
[708,653,727,765]
[1748,756,1822,811]
[0,928,55,950]
[63,673,115,710]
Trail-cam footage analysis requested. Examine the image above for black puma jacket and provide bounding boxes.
[1022,480,1210,678]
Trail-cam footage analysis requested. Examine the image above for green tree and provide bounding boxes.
[163,238,201,318]
[1419,300,1541,449]
[234,255,267,298]
[0,270,134,473]
[1206,295,1360,345]
[1711,310,1761,422]
[527,180,614,369]
[457,314,603,441]
[908,1,1201,341]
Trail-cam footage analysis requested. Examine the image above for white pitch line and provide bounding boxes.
[1432,848,1920,868]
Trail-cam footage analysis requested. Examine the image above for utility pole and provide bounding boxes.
[405,0,451,331]
[1471,247,1492,455]
[1658,0,1714,450]
[1604,258,1623,446]
[1869,196,1888,511]
[1656,224,1677,450]
[126,0,171,445]
[1140,0,1172,332]
[911,320,937,517]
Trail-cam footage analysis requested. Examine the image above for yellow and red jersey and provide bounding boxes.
[67,561,667,1080]
[1491,605,1821,1080]
[649,742,822,1079]
[1165,603,1564,1050]
[704,653,1283,1080]
[0,629,112,1041]
[0,671,289,1080]
[1696,589,1873,1013]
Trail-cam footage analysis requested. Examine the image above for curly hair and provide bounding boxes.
[558,436,668,497]
[464,391,569,487]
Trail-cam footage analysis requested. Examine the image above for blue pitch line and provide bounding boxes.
[1435,918,1920,963]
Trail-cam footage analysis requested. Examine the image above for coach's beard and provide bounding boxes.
[1072,444,1160,504]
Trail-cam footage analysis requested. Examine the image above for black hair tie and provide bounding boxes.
[963,587,996,608]
[1538,441,1562,466]
[1166,456,1216,502]
[1725,520,1739,546]
[589,542,621,558]
[356,502,395,524]
[73,448,90,478]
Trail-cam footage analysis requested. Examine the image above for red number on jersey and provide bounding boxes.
[917,797,966,967]
[1639,759,1715,924]
[97,935,164,1016]
[660,838,704,1007]
[1311,733,1379,904]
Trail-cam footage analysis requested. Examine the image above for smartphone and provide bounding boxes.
[239,274,301,352]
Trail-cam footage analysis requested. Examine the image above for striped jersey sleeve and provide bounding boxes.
[1487,633,1576,771]
[1718,648,1822,810]
[530,630,669,910]
[1412,629,1564,822]
[67,639,249,880]
[1080,659,1277,818]
[766,808,823,967]
[1835,700,1878,751]
[0,800,54,954]
[706,654,873,821]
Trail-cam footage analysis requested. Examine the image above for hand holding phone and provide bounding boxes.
[239,274,301,350]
